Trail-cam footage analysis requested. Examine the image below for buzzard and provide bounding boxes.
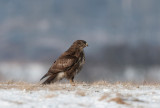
[40,40,88,85]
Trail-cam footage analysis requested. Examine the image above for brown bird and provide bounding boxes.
[40,40,88,85]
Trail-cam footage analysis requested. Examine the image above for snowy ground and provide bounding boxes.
[0,81,160,108]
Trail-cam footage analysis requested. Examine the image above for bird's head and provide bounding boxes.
[73,40,88,49]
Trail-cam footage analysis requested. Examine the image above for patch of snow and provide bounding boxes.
[0,84,160,108]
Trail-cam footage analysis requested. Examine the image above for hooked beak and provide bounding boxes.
[86,43,88,47]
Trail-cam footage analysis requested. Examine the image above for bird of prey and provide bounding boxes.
[40,40,88,85]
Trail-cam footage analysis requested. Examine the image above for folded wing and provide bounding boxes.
[40,56,78,82]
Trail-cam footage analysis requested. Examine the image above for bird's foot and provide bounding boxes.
[70,80,75,86]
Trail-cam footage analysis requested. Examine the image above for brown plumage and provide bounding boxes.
[40,40,88,85]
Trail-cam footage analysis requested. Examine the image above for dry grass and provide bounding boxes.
[0,81,76,91]
[131,98,145,103]
[76,91,86,96]
[92,81,110,86]
[108,97,128,105]
[99,94,108,101]
[0,80,160,91]
[0,81,40,91]
[44,94,57,98]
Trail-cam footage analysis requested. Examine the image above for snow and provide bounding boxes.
[0,82,160,108]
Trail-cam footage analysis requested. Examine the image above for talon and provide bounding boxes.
[70,79,75,86]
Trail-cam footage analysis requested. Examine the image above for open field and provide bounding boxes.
[0,81,160,108]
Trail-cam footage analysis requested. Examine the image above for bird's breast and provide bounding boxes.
[79,55,85,67]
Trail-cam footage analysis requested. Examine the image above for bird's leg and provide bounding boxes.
[70,77,75,86]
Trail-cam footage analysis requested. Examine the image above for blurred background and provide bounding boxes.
[0,0,160,82]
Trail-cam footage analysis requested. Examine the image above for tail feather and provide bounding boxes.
[40,73,48,81]
[42,74,57,85]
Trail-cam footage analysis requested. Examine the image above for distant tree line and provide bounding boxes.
[103,43,160,68]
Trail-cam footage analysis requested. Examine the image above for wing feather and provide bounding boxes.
[50,56,78,73]
[40,56,78,81]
